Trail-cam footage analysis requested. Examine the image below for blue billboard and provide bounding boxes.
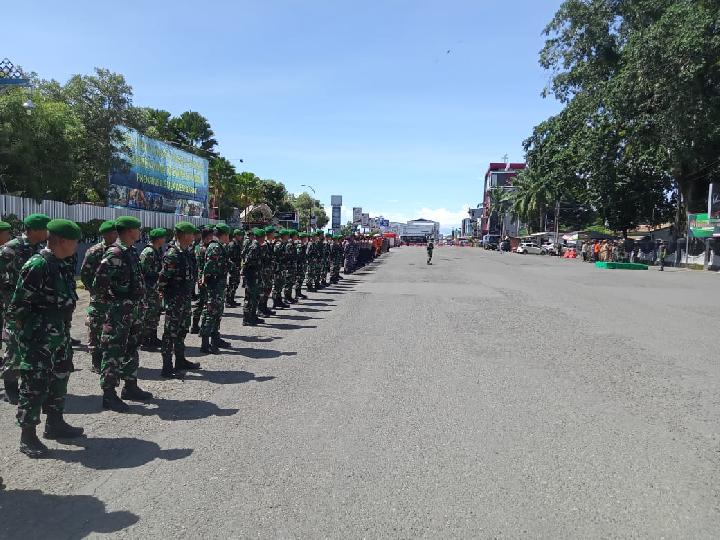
[108,127,209,217]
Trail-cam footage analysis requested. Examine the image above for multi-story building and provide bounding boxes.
[480,162,526,236]
[393,218,440,242]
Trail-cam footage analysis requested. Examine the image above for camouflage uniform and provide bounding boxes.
[322,240,331,284]
[191,241,209,332]
[305,238,318,290]
[272,239,286,305]
[93,241,145,389]
[0,236,42,378]
[139,244,163,342]
[158,241,195,359]
[80,241,112,368]
[242,239,262,322]
[295,238,307,297]
[226,238,243,305]
[260,241,274,311]
[283,237,297,302]
[199,240,229,338]
[9,249,77,427]
[330,239,343,281]
[426,241,434,264]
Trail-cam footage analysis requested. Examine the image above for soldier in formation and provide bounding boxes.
[199,224,232,354]
[226,229,244,308]
[191,227,214,334]
[140,228,166,350]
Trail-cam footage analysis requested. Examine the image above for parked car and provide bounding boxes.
[516,242,546,255]
[482,234,500,250]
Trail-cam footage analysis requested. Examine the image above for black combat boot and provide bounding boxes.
[43,412,84,440]
[160,353,177,378]
[213,334,232,349]
[121,380,153,401]
[91,351,102,374]
[200,335,212,353]
[209,335,220,355]
[285,292,298,304]
[190,315,200,334]
[296,288,307,299]
[3,376,19,405]
[140,335,159,351]
[175,352,200,371]
[20,426,48,458]
[102,388,129,412]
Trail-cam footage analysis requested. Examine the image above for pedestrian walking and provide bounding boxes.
[658,241,667,271]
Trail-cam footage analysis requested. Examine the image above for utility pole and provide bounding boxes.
[554,200,560,249]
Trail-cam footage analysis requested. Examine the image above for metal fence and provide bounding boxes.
[0,194,220,229]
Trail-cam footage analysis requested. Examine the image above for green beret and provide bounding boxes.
[252,227,266,236]
[316,231,324,237]
[280,229,290,236]
[115,216,142,230]
[0,221,11,232]
[149,228,166,240]
[23,213,51,230]
[298,232,307,238]
[264,226,276,234]
[325,233,333,238]
[174,221,198,234]
[98,220,115,234]
[233,229,244,236]
[289,230,298,237]
[215,223,231,235]
[47,219,81,240]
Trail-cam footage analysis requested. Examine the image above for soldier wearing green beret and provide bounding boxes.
[158,222,201,377]
[225,229,244,308]
[190,227,214,334]
[8,219,82,457]
[281,229,298,305]
[295,232,309,299]
[241,228,265,325]
[269,227,289,310]
[0,213,50,405]
[0,221,13,357]
[258,227,277,317]
[329,235,343,283]
[199,224,232,354]
[80,220,118,373]
[139,228,166,351]
[93,216,153,412]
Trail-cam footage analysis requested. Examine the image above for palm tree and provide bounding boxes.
[508,170,556,232]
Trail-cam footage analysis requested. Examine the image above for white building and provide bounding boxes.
[394,218,440,241]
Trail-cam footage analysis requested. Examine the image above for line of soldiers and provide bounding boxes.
[0,214,385,459]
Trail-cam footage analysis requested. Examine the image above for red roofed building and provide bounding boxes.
[480,162,526,236]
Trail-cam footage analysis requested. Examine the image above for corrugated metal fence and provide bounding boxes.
[0,194,220,229]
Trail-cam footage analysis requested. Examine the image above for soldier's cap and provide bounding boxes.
[0,221,11,232]
[298,232,307,238]
[98,220,116,234]
[252,227,266,236]
[264,226,277,234]
[23,213,51,230]
[115,216,142,230]
[233,228,244,236]
[289,230,298,237]
[175,221,198,234]
[316,231,325,237]
[214,223,231,235]
[280,228,290,236]
[325,232,333,238]
[47,218,81,240]
[201,227,214,238]
[149,228,166,240]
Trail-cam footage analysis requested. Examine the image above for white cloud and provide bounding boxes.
[414,205,471,228]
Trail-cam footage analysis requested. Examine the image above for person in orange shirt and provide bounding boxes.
[593,241,601,262]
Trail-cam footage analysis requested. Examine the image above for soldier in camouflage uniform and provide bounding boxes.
[93,216,153,412]
[225,229,244,308]
[271,229,289,309]
[80,220,117,373]
[158,222,200,378]
[242,228,265,326]
[305,233,318,292]
[295,232,309,299]
[330,235,343,283]
[9,219,83,458]
[259,226,277,317]
[190,228,202,301]
[313,232,325,289]
[322,233,332,286]
[191,227,214,334]
[0,213,50,406]
[200,223,232,355]
[0,221,13,351]
[282,229,298,304]
[140,228,166,351]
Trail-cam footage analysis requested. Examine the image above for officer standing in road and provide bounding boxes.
[226,229,244,308]
[658,241,667,271]
[0,213,50,405]
[427,237,434,265]
[199,223,232,354]
[158,222,201,378]
[9,219,83,458]
[242,228,265,326]
[93,216,153,412]
[80,220,117,373]
[140,228,166,351]
[191,227,213,334]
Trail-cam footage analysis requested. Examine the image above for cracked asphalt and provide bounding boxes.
[0,246,718,538]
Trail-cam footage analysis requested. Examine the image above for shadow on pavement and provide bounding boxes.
[51,436,193,470]
[0,489,139,538]
[273,314,320,321]
[221,334,281,342]
[263,323,317,331]
[292,307,331,313]
[65,394,238,421]
[229,348,297,360]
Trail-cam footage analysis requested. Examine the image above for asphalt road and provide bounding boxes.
[1,246,718,538]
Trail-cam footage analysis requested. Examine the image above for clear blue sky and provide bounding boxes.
[5,0,563,231]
